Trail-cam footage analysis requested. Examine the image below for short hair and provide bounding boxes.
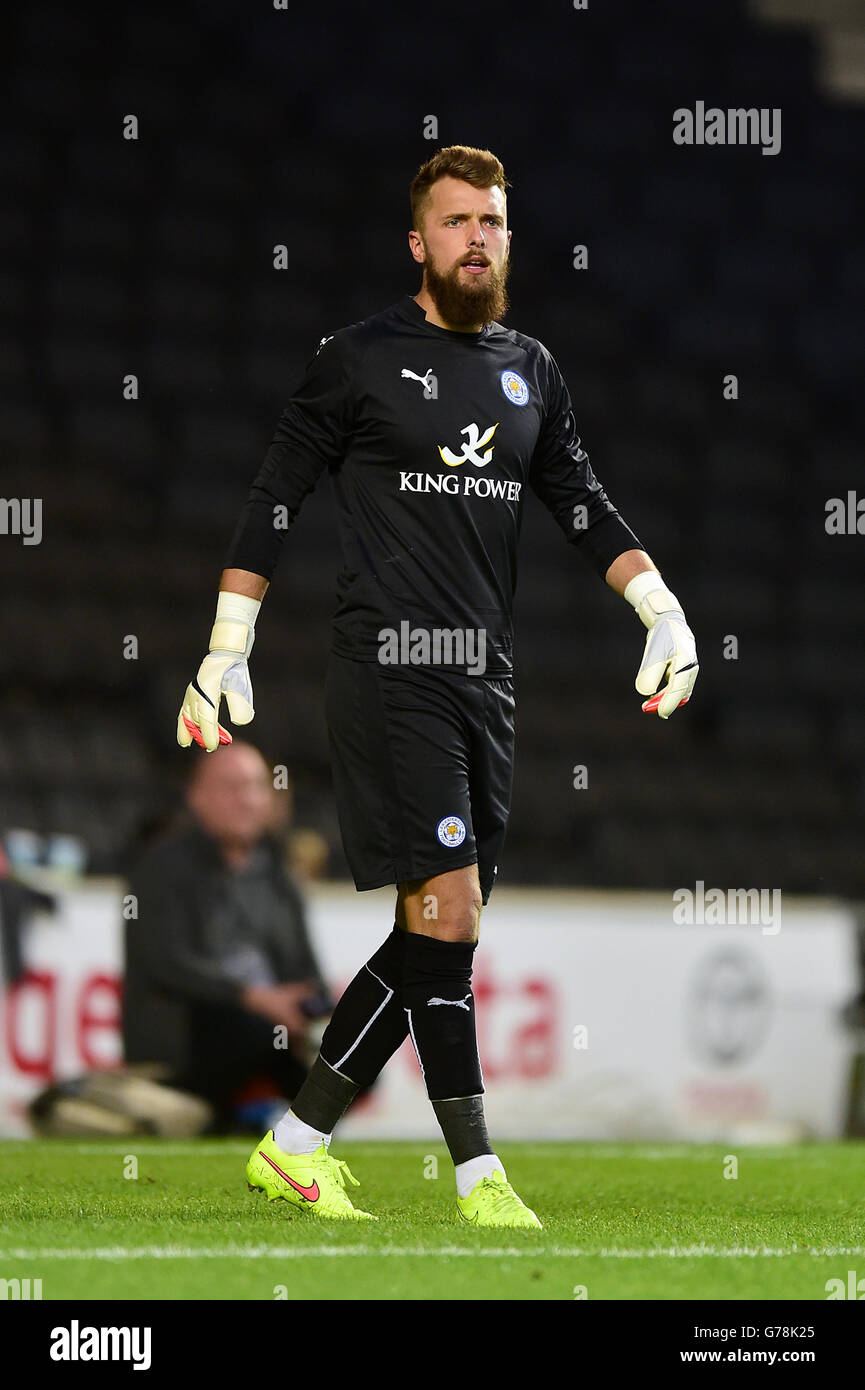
[409,144,511,234]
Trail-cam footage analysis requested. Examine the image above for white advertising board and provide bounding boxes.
[0,880,857,1141]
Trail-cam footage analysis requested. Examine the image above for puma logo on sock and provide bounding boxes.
[427,994,471,1011]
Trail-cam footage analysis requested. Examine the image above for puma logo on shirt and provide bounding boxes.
[427,994,472,1011]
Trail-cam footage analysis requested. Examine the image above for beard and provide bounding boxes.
[422,245,510,329]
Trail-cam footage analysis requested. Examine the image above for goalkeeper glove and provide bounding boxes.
[624,570,698,719]
[177,592,260,751]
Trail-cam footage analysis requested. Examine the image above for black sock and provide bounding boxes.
[432,1095,492,1166]
[289,1053,359,1136]
[402,932,491,1164]
[292,926,408,1133]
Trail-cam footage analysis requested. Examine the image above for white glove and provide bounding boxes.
[624,570,698,719]
[177,592,260,751]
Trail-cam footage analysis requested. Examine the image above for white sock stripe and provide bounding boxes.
[404,1007,426,1082]
[333,975,394,1071]
[473,987,484,1088]
[319,1055,354,1083]
[433,1094,485,1103]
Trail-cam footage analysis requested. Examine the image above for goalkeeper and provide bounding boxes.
[177,145,698,1226]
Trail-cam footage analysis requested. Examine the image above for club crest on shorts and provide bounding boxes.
[500,369,529,406]
[437,815,467,848]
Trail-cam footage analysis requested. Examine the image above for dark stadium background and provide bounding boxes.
[2,0,863,897]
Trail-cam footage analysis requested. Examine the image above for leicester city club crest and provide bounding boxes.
[499,369,529,406]
[437,815,467,848]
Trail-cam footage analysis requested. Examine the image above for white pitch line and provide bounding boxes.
[2,1244,864,1262]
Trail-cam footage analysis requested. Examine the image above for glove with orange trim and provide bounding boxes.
[624,570,699,719]
[177,592,260,751]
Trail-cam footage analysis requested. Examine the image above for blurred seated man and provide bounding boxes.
[123,741,332,1130]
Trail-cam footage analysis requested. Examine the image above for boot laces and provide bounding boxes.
[325,1154,359,1190]
[476,1176,520,1213]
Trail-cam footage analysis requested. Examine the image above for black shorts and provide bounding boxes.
[325,653,515,905]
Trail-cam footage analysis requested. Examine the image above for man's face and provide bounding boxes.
[411,176,511,327]
[186,743,280,848]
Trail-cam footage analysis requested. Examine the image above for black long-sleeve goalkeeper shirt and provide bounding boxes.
[225,293,642,676]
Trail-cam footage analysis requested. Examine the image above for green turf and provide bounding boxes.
[0,1139,863,1300]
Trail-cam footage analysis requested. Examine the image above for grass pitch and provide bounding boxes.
[1,1139,863,1301]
